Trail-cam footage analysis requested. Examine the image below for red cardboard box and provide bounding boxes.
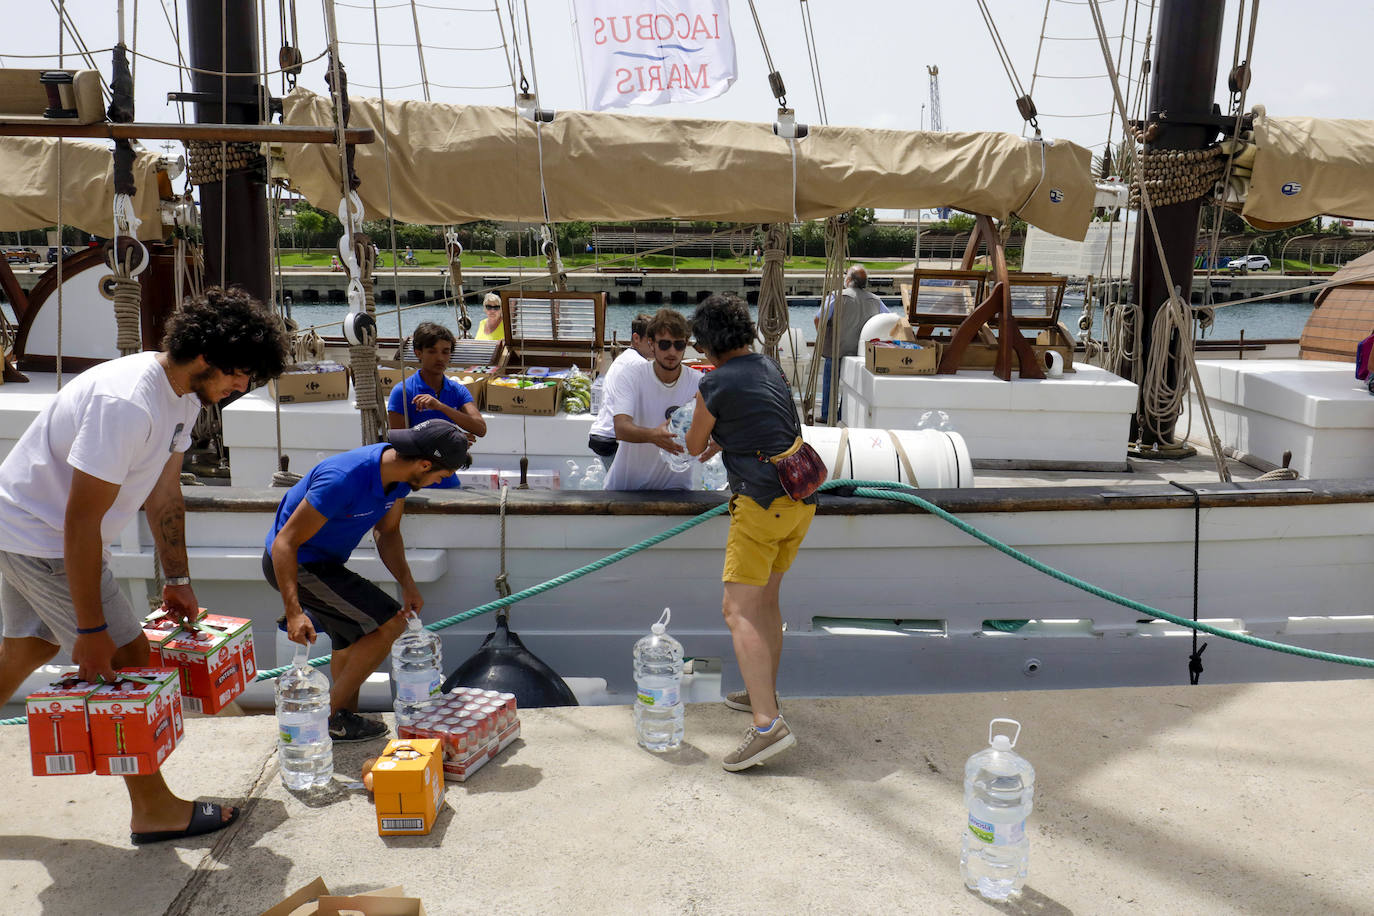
[159,618,247,714]
[141,607,208,665]
[203,613,256,684]
[87,668,183,776]
[25,674,99,776]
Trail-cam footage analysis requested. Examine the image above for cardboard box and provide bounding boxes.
[370,738,445,836]
[270,363,349,404]
[159,618,247,714]
[376,359,419,394]
[865,340,939,376]
[140,607,206,665]
[483,378,561,416]
[259,879,428,916]
[25,674,99,776]
[498,469,560,490]
[447,372,487,410]
[454,467,500,490]
[87,668,183,776]
[203,613,257,684]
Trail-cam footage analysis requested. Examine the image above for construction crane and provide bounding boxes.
[927,65,951,219]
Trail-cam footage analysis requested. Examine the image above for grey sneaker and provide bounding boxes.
[723,690,780,713]
[328,709,388,743]
[722,716,796,771]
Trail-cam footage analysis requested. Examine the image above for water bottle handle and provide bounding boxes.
[292,642,310,669]
[989,718,1021,748]
[657,607,671,629]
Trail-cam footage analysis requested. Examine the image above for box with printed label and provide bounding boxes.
[376,360,419,394]
[141,608,207,665]
[483,378,561,416]
[453,467,500,490]
[269,363,349,404]
[87,668,183,776]
[865,340,939,376]
[202,613,256,684]
[159,619,246,714]
[25,674,99,776]
[497,469,560,490]
[370,739,445,836]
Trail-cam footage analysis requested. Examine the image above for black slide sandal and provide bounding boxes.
[130,801,240,846]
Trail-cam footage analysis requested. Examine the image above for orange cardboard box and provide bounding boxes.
[87,668,183,776]
[203,613,257,684]
[159,618,246,714]
[371,738,445,836]
[141,607,207,665]
[25,673,99,776]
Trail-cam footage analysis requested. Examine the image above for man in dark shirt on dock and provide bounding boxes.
[814,266,890,422]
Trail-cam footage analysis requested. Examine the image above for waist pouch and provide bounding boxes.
[758,436,827,501]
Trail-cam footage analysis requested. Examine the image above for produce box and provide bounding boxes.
[447,372,487,410]
[370,738,445,836]
[484,377,561,416]
[26,673,100,776]
[270,362,349,404]
[376,360,419,394]
[865,340,938,376]
[87,668,184,776]
[159,617,248,714]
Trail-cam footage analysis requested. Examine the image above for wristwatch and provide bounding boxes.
[164,576,192,587]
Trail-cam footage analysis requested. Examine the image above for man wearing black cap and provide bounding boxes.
[263,419,471,741]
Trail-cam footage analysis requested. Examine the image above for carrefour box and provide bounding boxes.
[25,673,99,776]
[454,467,500,490]
[270,362,349,404]
[865,340,938,376]
[141,607,207,665]
[483,378,561,416]
[87,668,183,776]
[497,469,560,490]
[370,739,445,836]
[203,613,256,684]
[448,372,487,410]
[376,360,419,394]
[159,619,246,714]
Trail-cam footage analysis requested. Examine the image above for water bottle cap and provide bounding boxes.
[991,734,1012,750]
[651,606,671,635]
[651,623,666,635]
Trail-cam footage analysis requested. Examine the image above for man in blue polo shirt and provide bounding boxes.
[263,420,471,741]
[387,321,485,489]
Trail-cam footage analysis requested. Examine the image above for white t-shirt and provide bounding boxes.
[589,346,647,439]
[603,359,702,491]
[0,352,201,557]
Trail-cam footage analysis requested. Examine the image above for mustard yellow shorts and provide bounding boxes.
[722,494,817,586]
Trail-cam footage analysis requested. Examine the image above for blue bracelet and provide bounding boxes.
[76,623,108,635]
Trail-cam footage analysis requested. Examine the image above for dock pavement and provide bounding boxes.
[2,679,1371,915]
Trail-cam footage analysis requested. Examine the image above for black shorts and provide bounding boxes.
[588,434,619,459]
[262,550,400,649]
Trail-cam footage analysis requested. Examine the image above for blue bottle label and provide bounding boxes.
[636,685,680,707]
[968,814,1025,846]
[279,711,328,745]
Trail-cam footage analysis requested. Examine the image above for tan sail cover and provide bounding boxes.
[282,89,1094,240]
[1244,115,1374,230]
[0,136,165,240]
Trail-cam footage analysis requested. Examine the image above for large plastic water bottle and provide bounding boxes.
[578,457,605,489]
[632,607,684,752]
[662,403,694,473]
[960,718,1035,900]
[391,616,443,728]
[700,453,729,490]
[275,644,333,790]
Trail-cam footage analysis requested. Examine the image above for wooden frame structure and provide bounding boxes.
[498,289,607,371]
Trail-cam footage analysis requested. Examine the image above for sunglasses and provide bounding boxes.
[656,339,688,352]
[484,305,501,311]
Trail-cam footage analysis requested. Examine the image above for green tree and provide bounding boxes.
[294,210,324,253]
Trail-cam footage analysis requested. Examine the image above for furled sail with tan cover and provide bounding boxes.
[0,136,165,240]
[281,89,1095,241]
[1243,115,1374,230]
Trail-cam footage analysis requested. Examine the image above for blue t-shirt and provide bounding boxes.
[266,443,413,564]
[387,372,474,490]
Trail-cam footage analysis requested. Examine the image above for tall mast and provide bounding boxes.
[185,0,270,306]
[1127,0,1227,451]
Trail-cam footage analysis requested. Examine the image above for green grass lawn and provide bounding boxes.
[276,250,913,272]
[1278,259,1339,273]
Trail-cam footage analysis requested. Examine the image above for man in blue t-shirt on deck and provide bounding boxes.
[263,420,471,742]
[387,321,486,489]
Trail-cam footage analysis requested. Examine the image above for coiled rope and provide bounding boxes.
[5,478,1370,727]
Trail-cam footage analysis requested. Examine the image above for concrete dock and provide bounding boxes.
[2,680,1370,915]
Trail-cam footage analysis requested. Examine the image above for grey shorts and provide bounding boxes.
[0,550,142,653]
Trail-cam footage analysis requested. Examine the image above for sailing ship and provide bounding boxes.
[1,0,1373,711]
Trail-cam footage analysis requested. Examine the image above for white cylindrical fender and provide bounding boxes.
[855,312,901,357]
[800,425,973,488]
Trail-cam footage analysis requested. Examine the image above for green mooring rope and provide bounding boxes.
[4,478,1371,727]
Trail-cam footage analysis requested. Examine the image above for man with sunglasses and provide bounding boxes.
[603,309,706,491]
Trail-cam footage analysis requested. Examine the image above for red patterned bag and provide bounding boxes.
[760,436,828,501]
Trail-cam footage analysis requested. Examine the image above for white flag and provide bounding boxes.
[574,0,737,111]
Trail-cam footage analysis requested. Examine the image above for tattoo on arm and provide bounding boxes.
[152,503,189,577]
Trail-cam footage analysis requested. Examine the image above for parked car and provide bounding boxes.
[46,245,76,263]
[4,247,39,264]
[1228,254,1271,272]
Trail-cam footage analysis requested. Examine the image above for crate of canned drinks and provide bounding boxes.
[396,687,521,782]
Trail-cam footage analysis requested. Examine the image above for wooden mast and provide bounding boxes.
[1126,0,1227,452]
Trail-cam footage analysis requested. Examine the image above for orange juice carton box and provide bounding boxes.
[370,739,445,836]
[202,613,256,683]
[159,617,246,714]
[87,668,183,776]
[141,607,207,665]
[25,673,99,776]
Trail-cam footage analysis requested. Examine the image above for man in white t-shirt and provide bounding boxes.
[587,312,653,468]
[0,286,289,846]
[604,309,708,491]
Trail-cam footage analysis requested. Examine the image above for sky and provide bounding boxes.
[5,1,1371,198]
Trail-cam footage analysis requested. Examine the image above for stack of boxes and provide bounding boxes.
[157,612,255,714]
[26,669,184,777]
[396,687,521,782]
